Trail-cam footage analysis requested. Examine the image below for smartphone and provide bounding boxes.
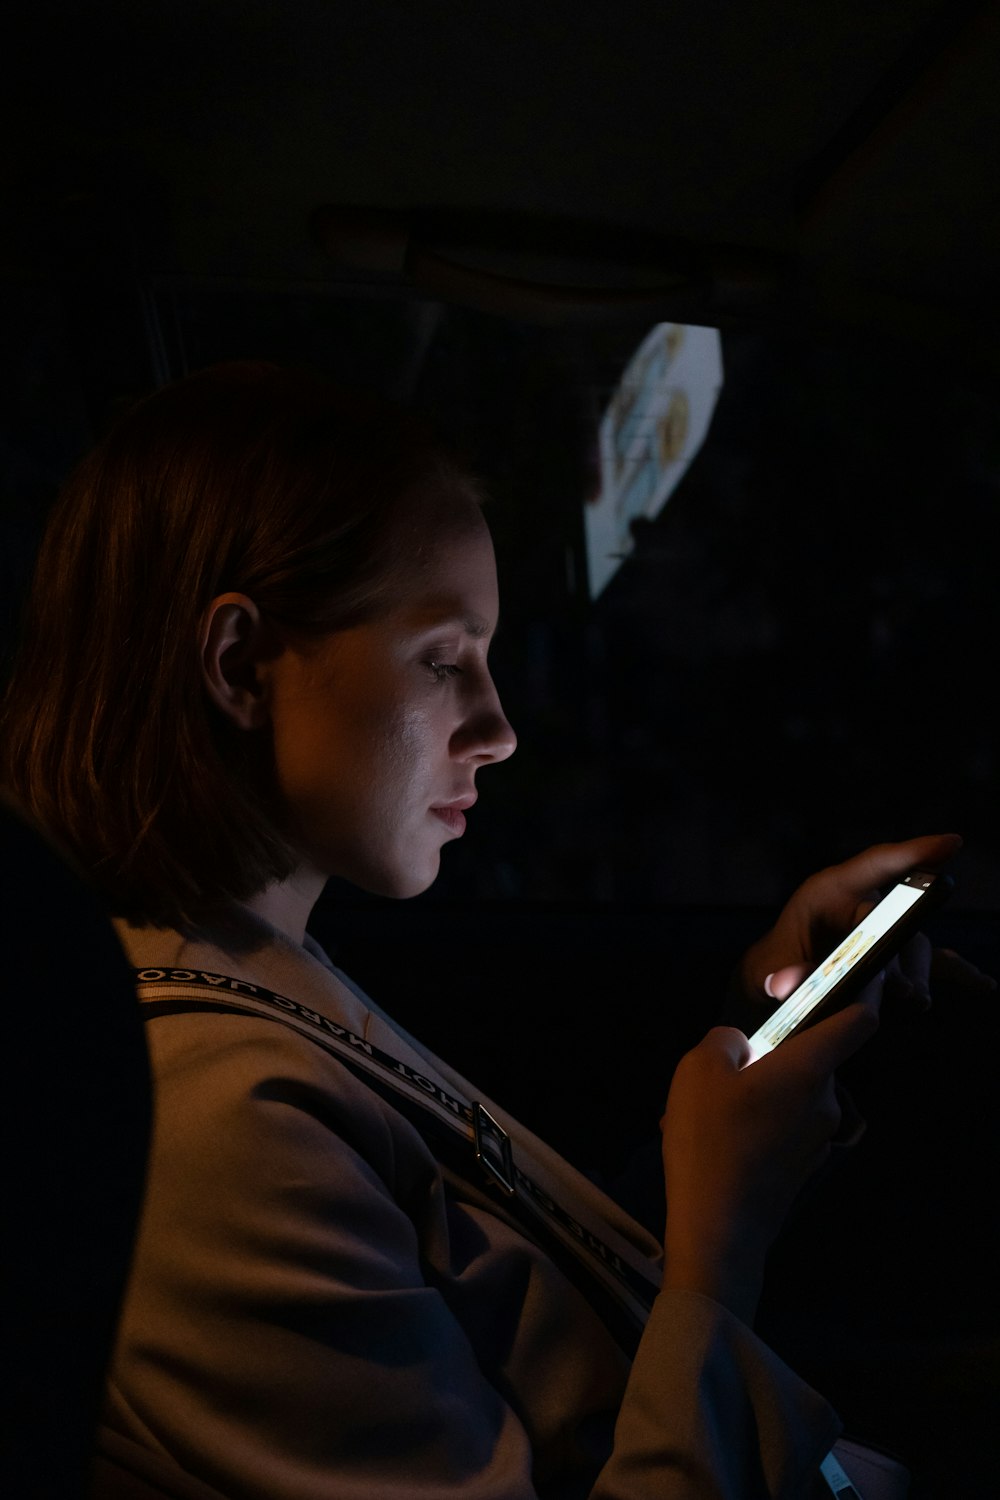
[745,869,954,1064]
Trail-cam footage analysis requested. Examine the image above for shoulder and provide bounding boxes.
[143,1003,434,1206]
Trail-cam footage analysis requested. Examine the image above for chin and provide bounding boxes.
[357,858,441,902]
[395,867,441,900]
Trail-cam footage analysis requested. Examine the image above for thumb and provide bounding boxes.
[702,1025,754,1070]
[764,964,812,1001]
[780,984,882,1073]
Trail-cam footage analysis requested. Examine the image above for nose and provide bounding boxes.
[453,676,517,766]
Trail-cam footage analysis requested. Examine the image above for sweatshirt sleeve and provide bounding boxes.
[595,1288,840,1500]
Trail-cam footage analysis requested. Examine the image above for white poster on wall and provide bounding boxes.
[584,322,724,600]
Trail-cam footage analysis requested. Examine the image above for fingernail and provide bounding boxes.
[764,973,777,999]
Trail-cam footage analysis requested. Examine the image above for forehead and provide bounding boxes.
[389,498,499,630]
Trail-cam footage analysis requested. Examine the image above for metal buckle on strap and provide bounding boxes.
[472,1102,516,1196]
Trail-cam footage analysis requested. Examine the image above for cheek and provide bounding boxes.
[270,684,444,845]
[316,707,437,842]
[372,709,437,812]
[269,698,354,823]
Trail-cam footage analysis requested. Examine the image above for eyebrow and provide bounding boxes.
[412,612,496,641]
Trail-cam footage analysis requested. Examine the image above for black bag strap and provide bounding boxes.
[134,965,660,1357]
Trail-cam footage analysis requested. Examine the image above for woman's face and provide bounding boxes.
[265,500,516,899]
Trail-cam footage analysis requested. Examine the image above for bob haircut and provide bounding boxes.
[0,359,485,932]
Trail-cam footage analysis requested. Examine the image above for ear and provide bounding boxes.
[199,593,277,731]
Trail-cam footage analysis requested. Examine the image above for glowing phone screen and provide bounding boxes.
[746,881,925,1062]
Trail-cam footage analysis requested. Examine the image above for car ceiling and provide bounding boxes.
[3,0,999,369]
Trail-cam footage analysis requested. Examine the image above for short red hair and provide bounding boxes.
[0,360,484,931]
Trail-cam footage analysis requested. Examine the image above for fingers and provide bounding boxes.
[661,1028,751,1111]
[884,932,997,1016]
[740,834,963,1010]
[771,982,881,1075]
[764,964,811,1001]
[706,1025,753,1070]
[931,945,999,997]
[805,834,961,930]
[831,833,962,906]
[882,932,933,1015]
[660,1013,872,1319]
[685,1019,864,1137]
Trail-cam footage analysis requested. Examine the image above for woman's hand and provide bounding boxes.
[730,834,965,1022]
[660,983,881,1325]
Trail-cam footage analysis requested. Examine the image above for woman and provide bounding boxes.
[0,360,959,1499]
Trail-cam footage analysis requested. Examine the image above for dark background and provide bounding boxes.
[4,286,999,913]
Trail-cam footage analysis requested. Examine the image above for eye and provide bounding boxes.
[425,660,462,683]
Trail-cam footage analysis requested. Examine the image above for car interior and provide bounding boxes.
[2,3,999,1496]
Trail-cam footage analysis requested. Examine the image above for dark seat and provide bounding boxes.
[0,792,153,1499]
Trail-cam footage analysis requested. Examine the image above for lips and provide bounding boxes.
[431,806,467,835]
[430,793,477,837]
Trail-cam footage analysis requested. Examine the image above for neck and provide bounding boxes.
[239,867,327,947]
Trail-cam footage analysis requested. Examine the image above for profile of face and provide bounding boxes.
[202,493,516,902]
